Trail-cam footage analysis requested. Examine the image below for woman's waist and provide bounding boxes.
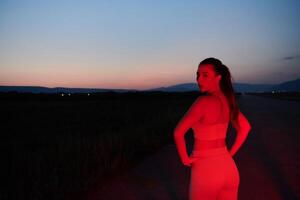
[193,138,226,150]
[191,145,229,158]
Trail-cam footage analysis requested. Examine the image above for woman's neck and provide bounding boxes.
[209,89,223,98]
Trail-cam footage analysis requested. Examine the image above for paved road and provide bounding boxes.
[86,94,300,200]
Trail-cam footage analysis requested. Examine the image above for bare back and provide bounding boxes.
[192,94,229,128]
[192,95,230,149]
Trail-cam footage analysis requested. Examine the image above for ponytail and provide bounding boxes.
[199,58,240,124]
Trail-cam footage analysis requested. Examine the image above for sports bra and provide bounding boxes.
[192,96,229,140]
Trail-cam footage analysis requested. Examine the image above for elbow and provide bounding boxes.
[173,125,189,139]
[240,125,252,136]
[245,123,251,131]
[242,121,252,132]
[173,131,181,139]
[247,123,252,131]
[247,120,252,129]
[173,129,184,140]
[173,126,180,138]
[236,124,251,134]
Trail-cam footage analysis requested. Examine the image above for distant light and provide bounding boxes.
[61,93,65,96]
[68,93,71,96]
[272,91,275,93]
[87,93,90,96]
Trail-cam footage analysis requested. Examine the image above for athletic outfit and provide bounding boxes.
[189,122,240,200]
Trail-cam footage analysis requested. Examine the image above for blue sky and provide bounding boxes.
[1,0,299,89]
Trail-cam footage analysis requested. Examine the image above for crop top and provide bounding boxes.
[191,95,230,140]
[192,122,229,140]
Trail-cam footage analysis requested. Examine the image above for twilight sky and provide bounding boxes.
[1,0,300,90]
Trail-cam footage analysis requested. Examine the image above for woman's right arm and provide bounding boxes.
[229,111,252,157]
[173,96,207,166]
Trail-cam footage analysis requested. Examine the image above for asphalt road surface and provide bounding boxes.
[86,94,300,200]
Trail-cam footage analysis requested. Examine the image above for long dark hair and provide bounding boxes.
[199,57,240,124]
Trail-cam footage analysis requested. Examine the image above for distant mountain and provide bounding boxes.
[233,83,273,93]
[147,83,198,92]
[270,78,300,92]
[148,78,300,93]
[147,82,273,93]
[0,86,138,94]
[1,78,299,93]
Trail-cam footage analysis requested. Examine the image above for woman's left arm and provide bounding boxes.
[173,96,207,166]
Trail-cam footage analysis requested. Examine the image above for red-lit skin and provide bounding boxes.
[173,64,251,167]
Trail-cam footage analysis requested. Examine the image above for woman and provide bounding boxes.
[174,57,251,200]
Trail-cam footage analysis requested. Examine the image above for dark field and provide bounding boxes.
[3,91,300,199]
[247,92,300,102]
[85,93,300,200]
[1,91,209,200]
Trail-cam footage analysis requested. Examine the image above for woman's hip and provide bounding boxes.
[191,146,229,158]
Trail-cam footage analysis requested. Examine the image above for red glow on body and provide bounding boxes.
[174,94,251,199]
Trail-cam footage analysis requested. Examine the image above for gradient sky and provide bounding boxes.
[1,0,300,90]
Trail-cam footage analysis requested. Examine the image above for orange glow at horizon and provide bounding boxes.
[0,65,194,90]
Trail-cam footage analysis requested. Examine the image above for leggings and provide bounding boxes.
[189,147,240,200]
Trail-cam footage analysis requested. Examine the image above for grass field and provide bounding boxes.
[1,91,210,200]
[1,91,298,199]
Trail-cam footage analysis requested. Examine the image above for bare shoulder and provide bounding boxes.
[190,94,221,113]
[192,94,213,106]
[186,95,210,112]
[197,94,221,107]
